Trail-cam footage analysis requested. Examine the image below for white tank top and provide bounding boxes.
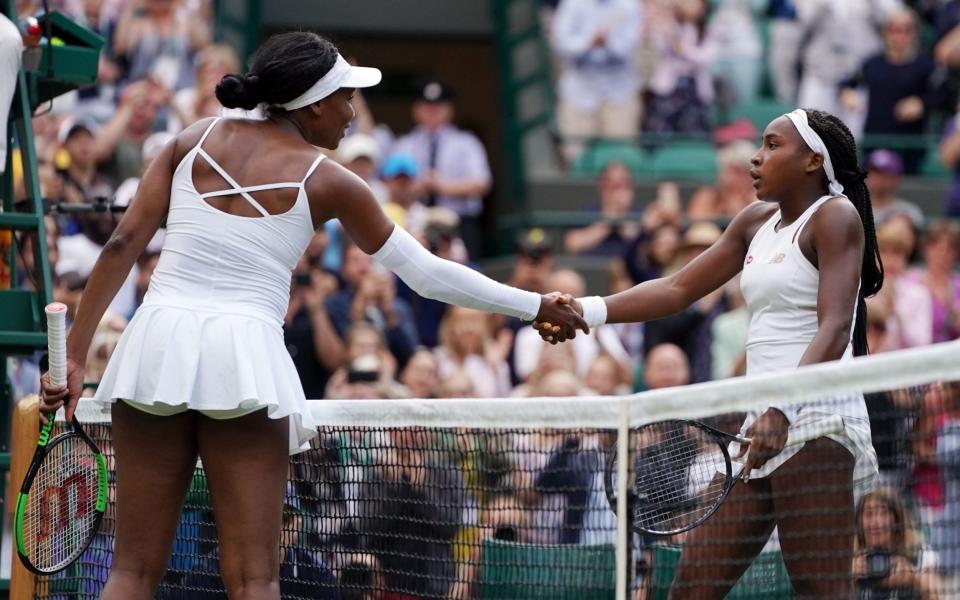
[143,118,324,328]
[741,195,857,373]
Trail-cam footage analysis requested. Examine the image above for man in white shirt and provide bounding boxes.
[391,80,492,259]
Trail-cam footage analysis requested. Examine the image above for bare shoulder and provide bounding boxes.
[810,196,864,238]
[728,200,778,243]
[304,155,377,221]
[170,117,219,164]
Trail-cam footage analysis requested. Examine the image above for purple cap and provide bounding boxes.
[866,149,903,175]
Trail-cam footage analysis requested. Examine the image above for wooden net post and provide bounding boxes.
[8,395,39,600]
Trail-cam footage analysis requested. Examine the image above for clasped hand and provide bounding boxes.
[532,293,587,344]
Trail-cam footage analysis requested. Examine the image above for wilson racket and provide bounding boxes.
[604,415,844,536]
[14,303,108,574]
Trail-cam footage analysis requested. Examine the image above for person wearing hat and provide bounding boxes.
[55,119,116,208]
[391,79,492,259]
[864,148,924,228]
[380,152,428,234]
[338,132,388,203]
[39,31,586,600]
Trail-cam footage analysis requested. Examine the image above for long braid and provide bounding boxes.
[803,109,884,356]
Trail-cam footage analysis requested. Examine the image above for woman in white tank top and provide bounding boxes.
[552,109,884,597]
[37,33,587,600]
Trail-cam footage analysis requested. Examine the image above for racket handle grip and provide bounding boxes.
[45,303,68,387]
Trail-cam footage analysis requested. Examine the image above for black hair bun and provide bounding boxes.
[215,73,262,111]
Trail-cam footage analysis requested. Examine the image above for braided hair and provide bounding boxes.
[804,109,884,356]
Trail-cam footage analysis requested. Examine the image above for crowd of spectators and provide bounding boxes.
[2,0,960,598]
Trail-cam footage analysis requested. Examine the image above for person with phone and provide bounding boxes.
[38,31,586,600]
[853,488,941,599]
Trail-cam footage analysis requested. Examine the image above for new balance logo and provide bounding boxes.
[769,253,786,264]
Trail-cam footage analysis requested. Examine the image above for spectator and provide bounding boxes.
[584,354,631,395]
[113,0,210,91]
[646,0,715,137]
[623,219,682,286]
[643,221,725,383]
[549,0,643,163]
[871,222,932,350]
[54,119,116,208]
[865,149,926,229]
[936,107,960,217]
[513,269,632,384]
[707,0,763,110]
[380,152,428,233]
[795,0,894,118]
[337,133,388,204]
[710,276,749,380]
[437,369,477,399]
[179,488,340,599]
[325,322,407,401]
[606,261,645,360]
[563,161,640,256]
[686,140,758,221]
[767,0,802,104]
[325,242,419,367]
[435,306,513,398]
[904,220,960,343]
[112,130,174,254]
[392,80,492,258]
[841,8,941,174]
[354,428,465,598]
[170,44,247,130]
[853,487,941,599]
[642,343,691,391]
[285,260,344,400]
[396,207,471,347]
[92,79,166,183]
[400,348,440,399]
[509,228,556,294]
[934,381,960,593]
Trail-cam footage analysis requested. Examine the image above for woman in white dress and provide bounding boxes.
[38,32,586,600]
[549,108,884,597]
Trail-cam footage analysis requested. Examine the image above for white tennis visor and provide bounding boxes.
[279,54,382,111]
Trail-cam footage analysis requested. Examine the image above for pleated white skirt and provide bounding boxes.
[93,303,319,454]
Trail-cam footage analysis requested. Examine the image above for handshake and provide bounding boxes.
[532,293,588,344]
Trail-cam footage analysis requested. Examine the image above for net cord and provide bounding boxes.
[65,340,960,428]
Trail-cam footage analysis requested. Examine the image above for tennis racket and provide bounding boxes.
[14,303,108,574]
[603,415,845,536]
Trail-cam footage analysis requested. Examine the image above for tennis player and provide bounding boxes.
[549,109,883,598]
[38,32,586,600]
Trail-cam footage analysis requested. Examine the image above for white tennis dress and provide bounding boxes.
[94,118,322,453]
[738,195,878,494]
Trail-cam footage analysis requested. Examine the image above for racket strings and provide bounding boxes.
[23,435,101,571]
[617,422,731,533]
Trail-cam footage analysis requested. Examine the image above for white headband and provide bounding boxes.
[783,109,845,197]
[278,54,382,111]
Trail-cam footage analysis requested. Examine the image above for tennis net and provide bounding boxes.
[21,340,960,599]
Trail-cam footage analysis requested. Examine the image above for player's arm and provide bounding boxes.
[577,202,772,328]
[307,163,588,339]
[797,198,864,367]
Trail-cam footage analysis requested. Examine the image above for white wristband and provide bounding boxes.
[579,296,607,329]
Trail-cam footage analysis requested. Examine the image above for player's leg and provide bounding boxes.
[197,409,289,600]
[100,402,199,600]
[668,477,777,600]
[771,437,855,599]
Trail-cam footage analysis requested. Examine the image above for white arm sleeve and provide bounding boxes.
[372,225,542,321]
